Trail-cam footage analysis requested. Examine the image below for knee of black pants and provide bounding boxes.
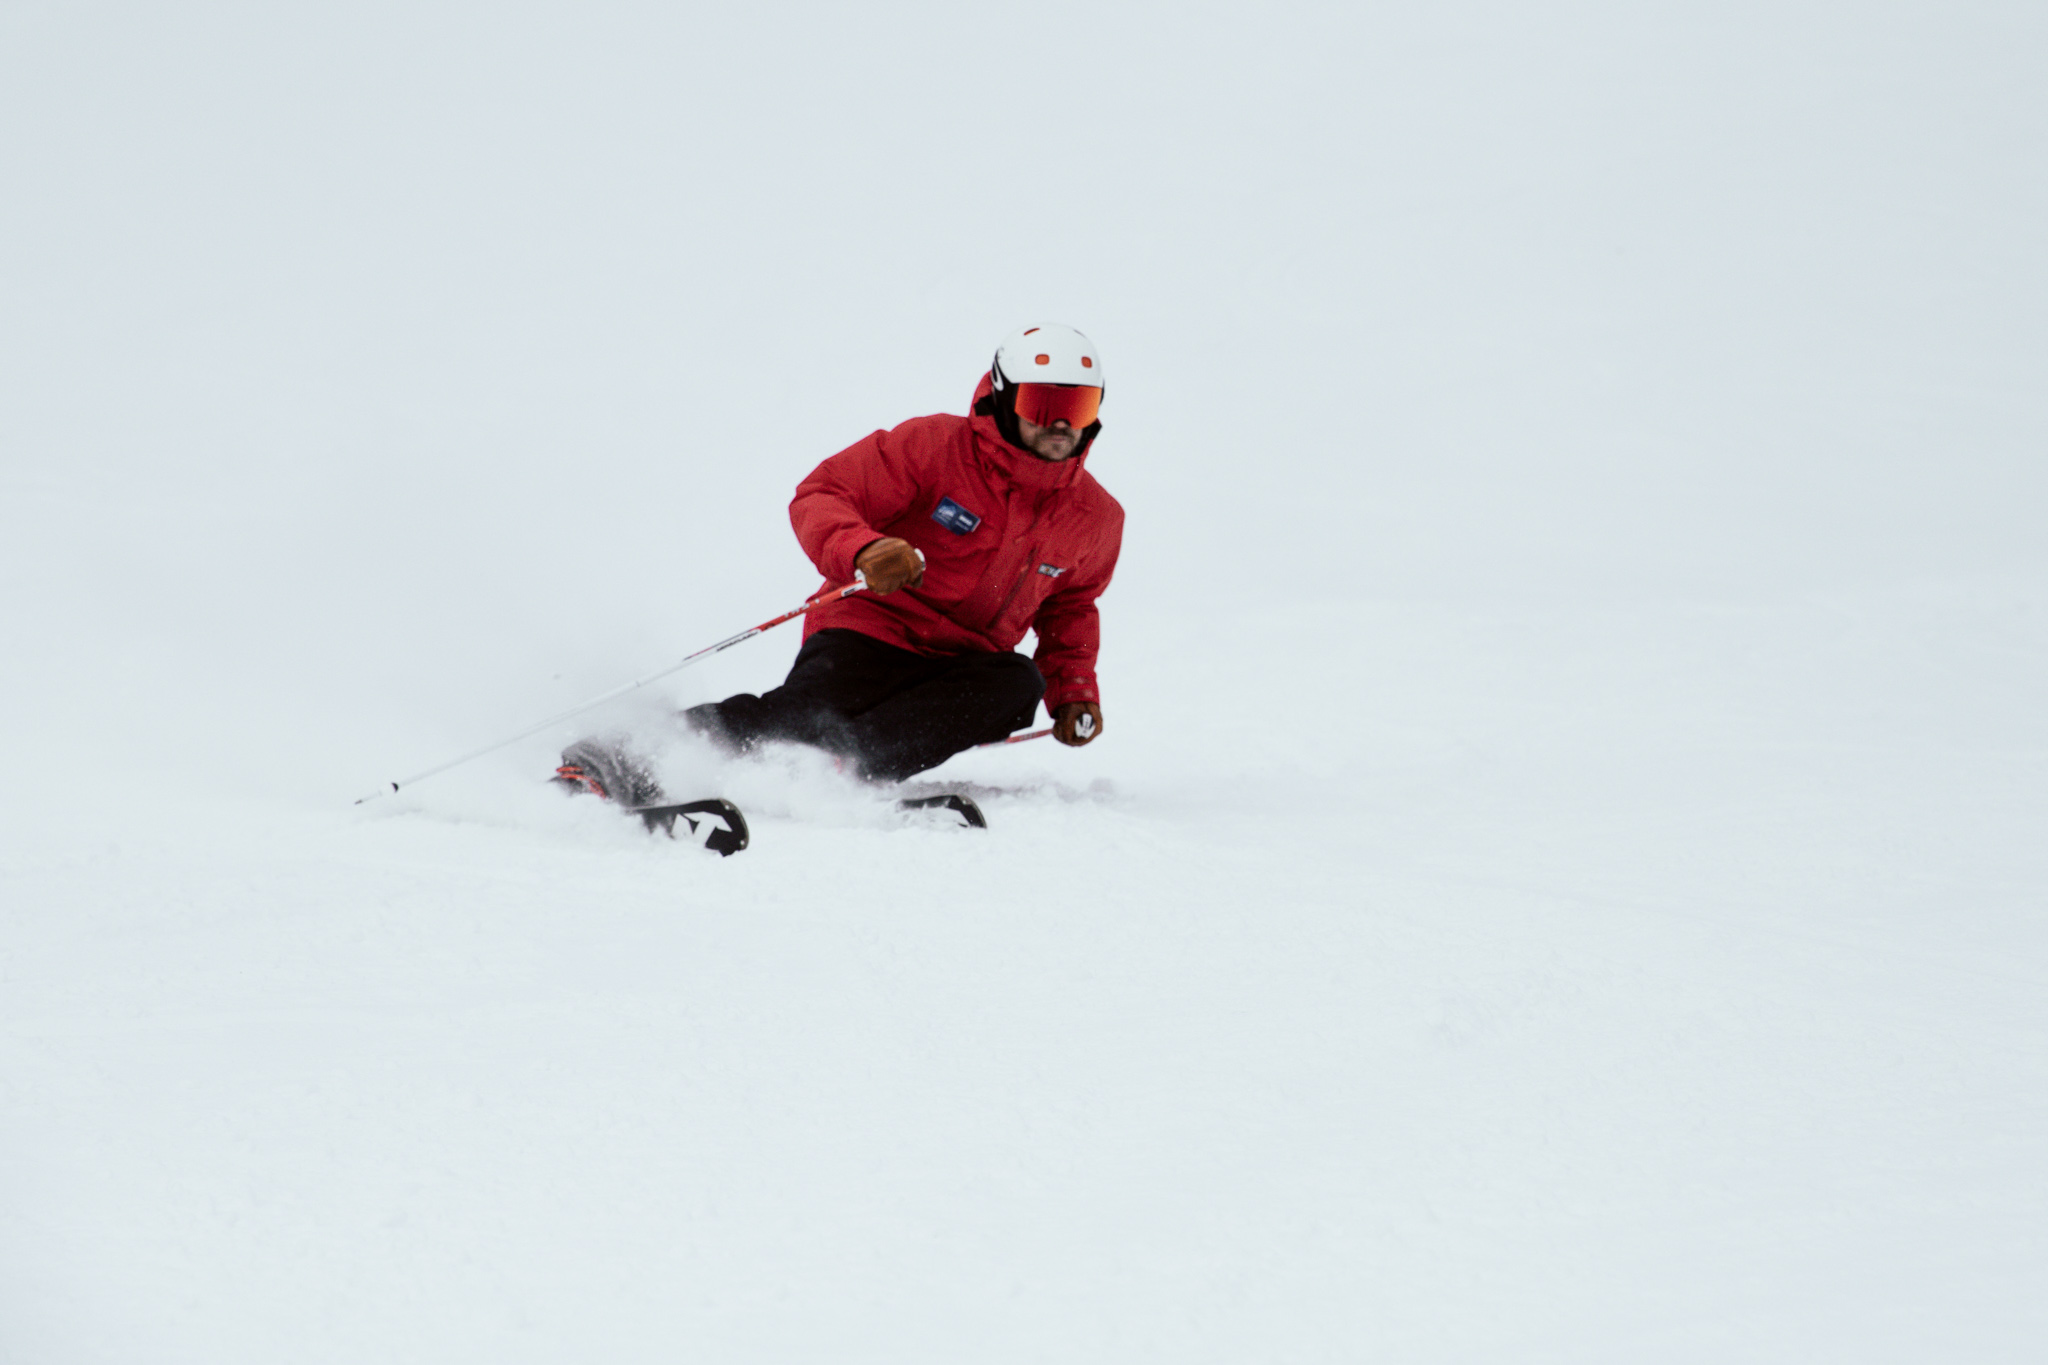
[1008,654,1048,710]
[979,652,1046,732]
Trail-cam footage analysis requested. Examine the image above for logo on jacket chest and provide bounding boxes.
[1038,563,1068,578]
[931,497,982,535]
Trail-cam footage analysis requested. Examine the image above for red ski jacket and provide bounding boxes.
[790,373,1124,711]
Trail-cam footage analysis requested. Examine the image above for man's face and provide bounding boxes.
[1017,414,1084,462]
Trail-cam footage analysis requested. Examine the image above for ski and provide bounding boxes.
[897,793,988,829]
[626,798,751,856]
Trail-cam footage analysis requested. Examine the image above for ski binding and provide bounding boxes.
[897,793,988,829]
[628,798,751,856]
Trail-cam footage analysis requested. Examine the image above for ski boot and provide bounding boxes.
[552,737,667,807]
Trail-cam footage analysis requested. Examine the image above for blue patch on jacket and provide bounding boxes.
[932,497,982,535]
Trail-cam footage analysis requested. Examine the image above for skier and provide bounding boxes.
[556,322,1123,804]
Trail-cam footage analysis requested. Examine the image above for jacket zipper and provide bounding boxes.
[985,488,1058,630]
[991,542,1040,624]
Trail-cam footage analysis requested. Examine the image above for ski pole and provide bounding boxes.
[981,705,1100,747]
[980,727,1053,747]
[355,580,868,805]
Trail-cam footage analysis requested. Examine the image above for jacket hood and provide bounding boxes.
[968,371,1102,491]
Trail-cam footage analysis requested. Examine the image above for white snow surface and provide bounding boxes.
[5,3,2047,1360]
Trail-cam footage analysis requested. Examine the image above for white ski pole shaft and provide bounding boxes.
[354,579,867,805]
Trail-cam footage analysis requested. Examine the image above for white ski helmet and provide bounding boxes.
[991,323,1103,393]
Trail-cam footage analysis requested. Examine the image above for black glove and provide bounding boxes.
[855,538,925,595]
[1052,701,1101,746]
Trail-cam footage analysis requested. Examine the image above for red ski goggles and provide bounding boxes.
[1013,383,1102,429]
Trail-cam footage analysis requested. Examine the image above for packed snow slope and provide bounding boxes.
[4,3,2046,1361]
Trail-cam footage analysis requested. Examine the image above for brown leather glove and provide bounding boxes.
[854,537,925,595]
[1052,700,1102,746]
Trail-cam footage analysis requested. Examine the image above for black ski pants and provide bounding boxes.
[686,628,1044,783]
